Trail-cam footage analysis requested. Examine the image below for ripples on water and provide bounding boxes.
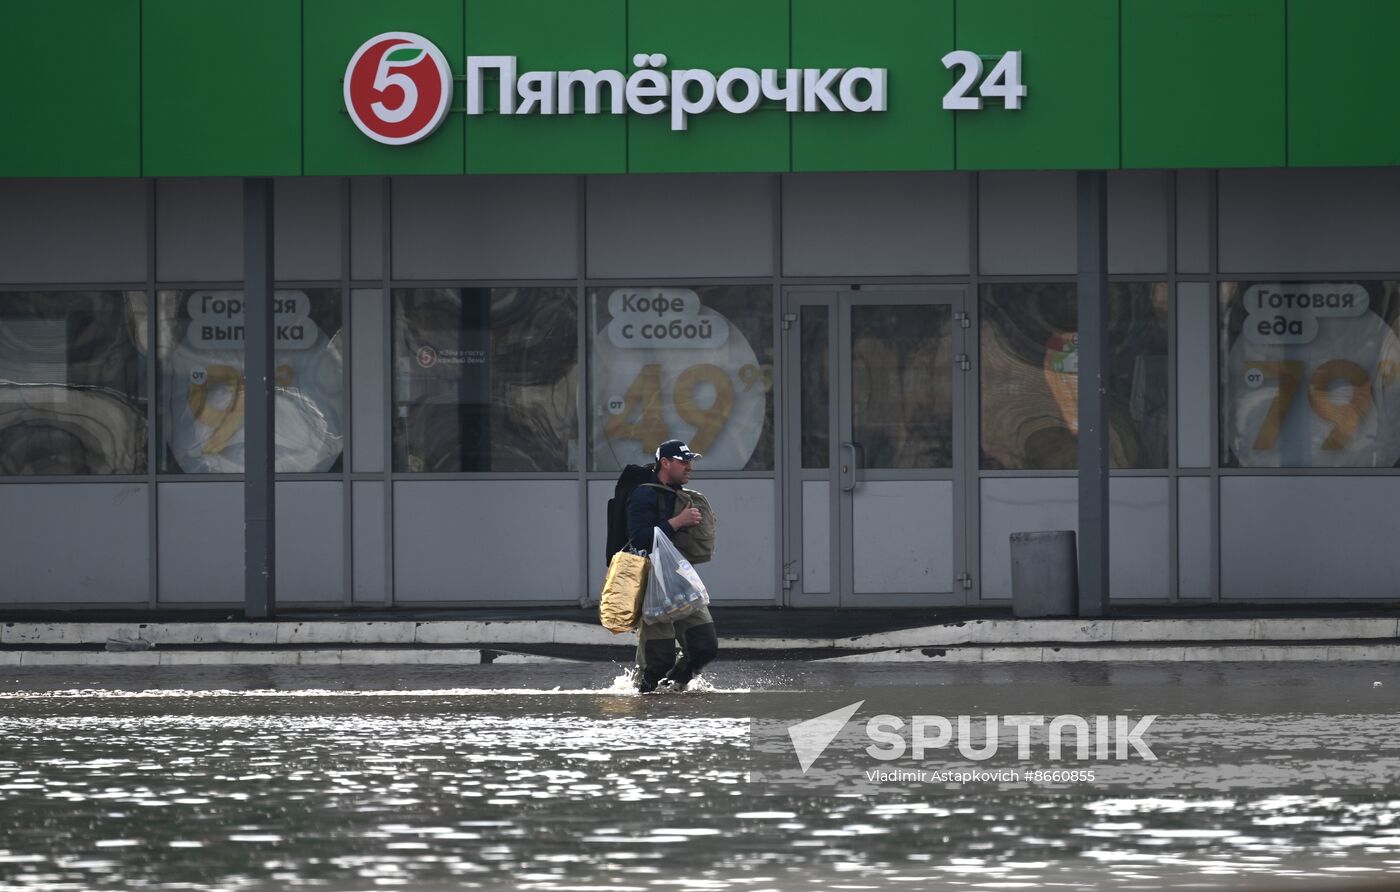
[0,663,1398,891]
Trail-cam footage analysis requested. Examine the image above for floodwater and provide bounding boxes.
[1,661,1399,891]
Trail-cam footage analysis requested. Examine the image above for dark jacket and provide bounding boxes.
[626,472,679,553]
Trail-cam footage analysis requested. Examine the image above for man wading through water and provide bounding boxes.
[628,439,719,693]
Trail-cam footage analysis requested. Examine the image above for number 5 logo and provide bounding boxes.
[344,32,453,145]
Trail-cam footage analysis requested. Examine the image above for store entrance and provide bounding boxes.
[783,289,971,607]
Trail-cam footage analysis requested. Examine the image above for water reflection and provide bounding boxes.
[0,663,1397,891]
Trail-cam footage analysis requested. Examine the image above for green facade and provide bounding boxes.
[1122,0,1286,168]
[628,0,790,173]
[465,0,626,174]
[955,0,1118,170]
[791,0,954,172]
[143,0,302,177]
[1287,0,1400,168]
[1,0,1396,177]
[0,0,141,178]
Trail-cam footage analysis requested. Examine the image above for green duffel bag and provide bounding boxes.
[644,484,717,565]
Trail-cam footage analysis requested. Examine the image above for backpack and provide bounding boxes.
[642,483,718,565]
[605,464,656,561]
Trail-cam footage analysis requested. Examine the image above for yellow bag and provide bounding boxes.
[599,549,649,633]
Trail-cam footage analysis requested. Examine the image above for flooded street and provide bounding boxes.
[1,661,1399,891]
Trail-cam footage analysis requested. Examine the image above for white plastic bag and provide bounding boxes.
[644,526,710,624]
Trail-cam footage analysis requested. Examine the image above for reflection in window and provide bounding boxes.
[851,304,953,469]
[0,291,147,475]
[588,285,774,472]
[393,288,577,473]
[157,289,344,473]
[1221,281,1400,468]
[800,306,830,469]
[980,283,1169,470]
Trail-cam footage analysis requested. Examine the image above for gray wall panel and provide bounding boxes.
[274,177,342,281]
[982,172,1164,277]
[587,174,773,278]
[353,481,388,602]
[1176,282,1213,468]
[392,175,577,280]
[853,481,954,594]
[1178,476,1212,599]
[587,479,612,601]
[1112,478,1178,601]
[981,478,1072,598]
[978,172,1076,275]
[1176,169,1211,274]
[979,477,1170,599]
[157,179,243,282]
[801,480,831,595]
[588,477,775,602]
[1108,171,1169,275]
[1220,168,1400,274]
[394,480,582,601]
[350,288,386,473]
[160,178,344,284]
[158,481,241,602]
[1221,476,1400,598]
[0,483,149,603]
[687,478,776,600]
[0,180,147,284]
[275,481,344,602]
[781,173,970,277]
[158,481,344,604]
[351,178,385,281]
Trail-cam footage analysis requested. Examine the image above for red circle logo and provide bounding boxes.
[416,346,438,368]
[344,32,453,146]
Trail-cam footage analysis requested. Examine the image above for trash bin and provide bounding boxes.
[1009,530,1078,618]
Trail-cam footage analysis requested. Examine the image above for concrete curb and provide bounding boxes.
[834,617,1400,648]
[0,620,837,650]
[0,649,582,668]
[2,642,1398,667]
[3,617,1398,651]
[820,643,1400,663]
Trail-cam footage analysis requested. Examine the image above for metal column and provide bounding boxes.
[244,178,276,618]
[1076,170,1110,616]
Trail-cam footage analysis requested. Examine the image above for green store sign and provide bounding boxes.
[343,31,1026,144]
[5,1,1398,177]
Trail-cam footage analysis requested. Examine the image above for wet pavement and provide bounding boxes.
[1,661,1399,891]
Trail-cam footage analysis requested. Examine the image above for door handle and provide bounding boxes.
[840,442,861,492]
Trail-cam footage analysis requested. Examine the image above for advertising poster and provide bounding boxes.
[1222,282,1400,468]
[590,287,772,471]
[163,290,344,473]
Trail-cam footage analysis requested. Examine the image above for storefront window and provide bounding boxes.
[1221,281,1400,468]
[980,283,1169,470]
[852,303,955,469]
[800,306,830,469]
[588,285,774,472]
[0,291,148,475]
[393,288,577,473]
[157,289,344,473]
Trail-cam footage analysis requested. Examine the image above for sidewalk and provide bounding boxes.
[3,605,1399,666]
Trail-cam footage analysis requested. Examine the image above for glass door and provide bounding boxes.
[784,289,969,607]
